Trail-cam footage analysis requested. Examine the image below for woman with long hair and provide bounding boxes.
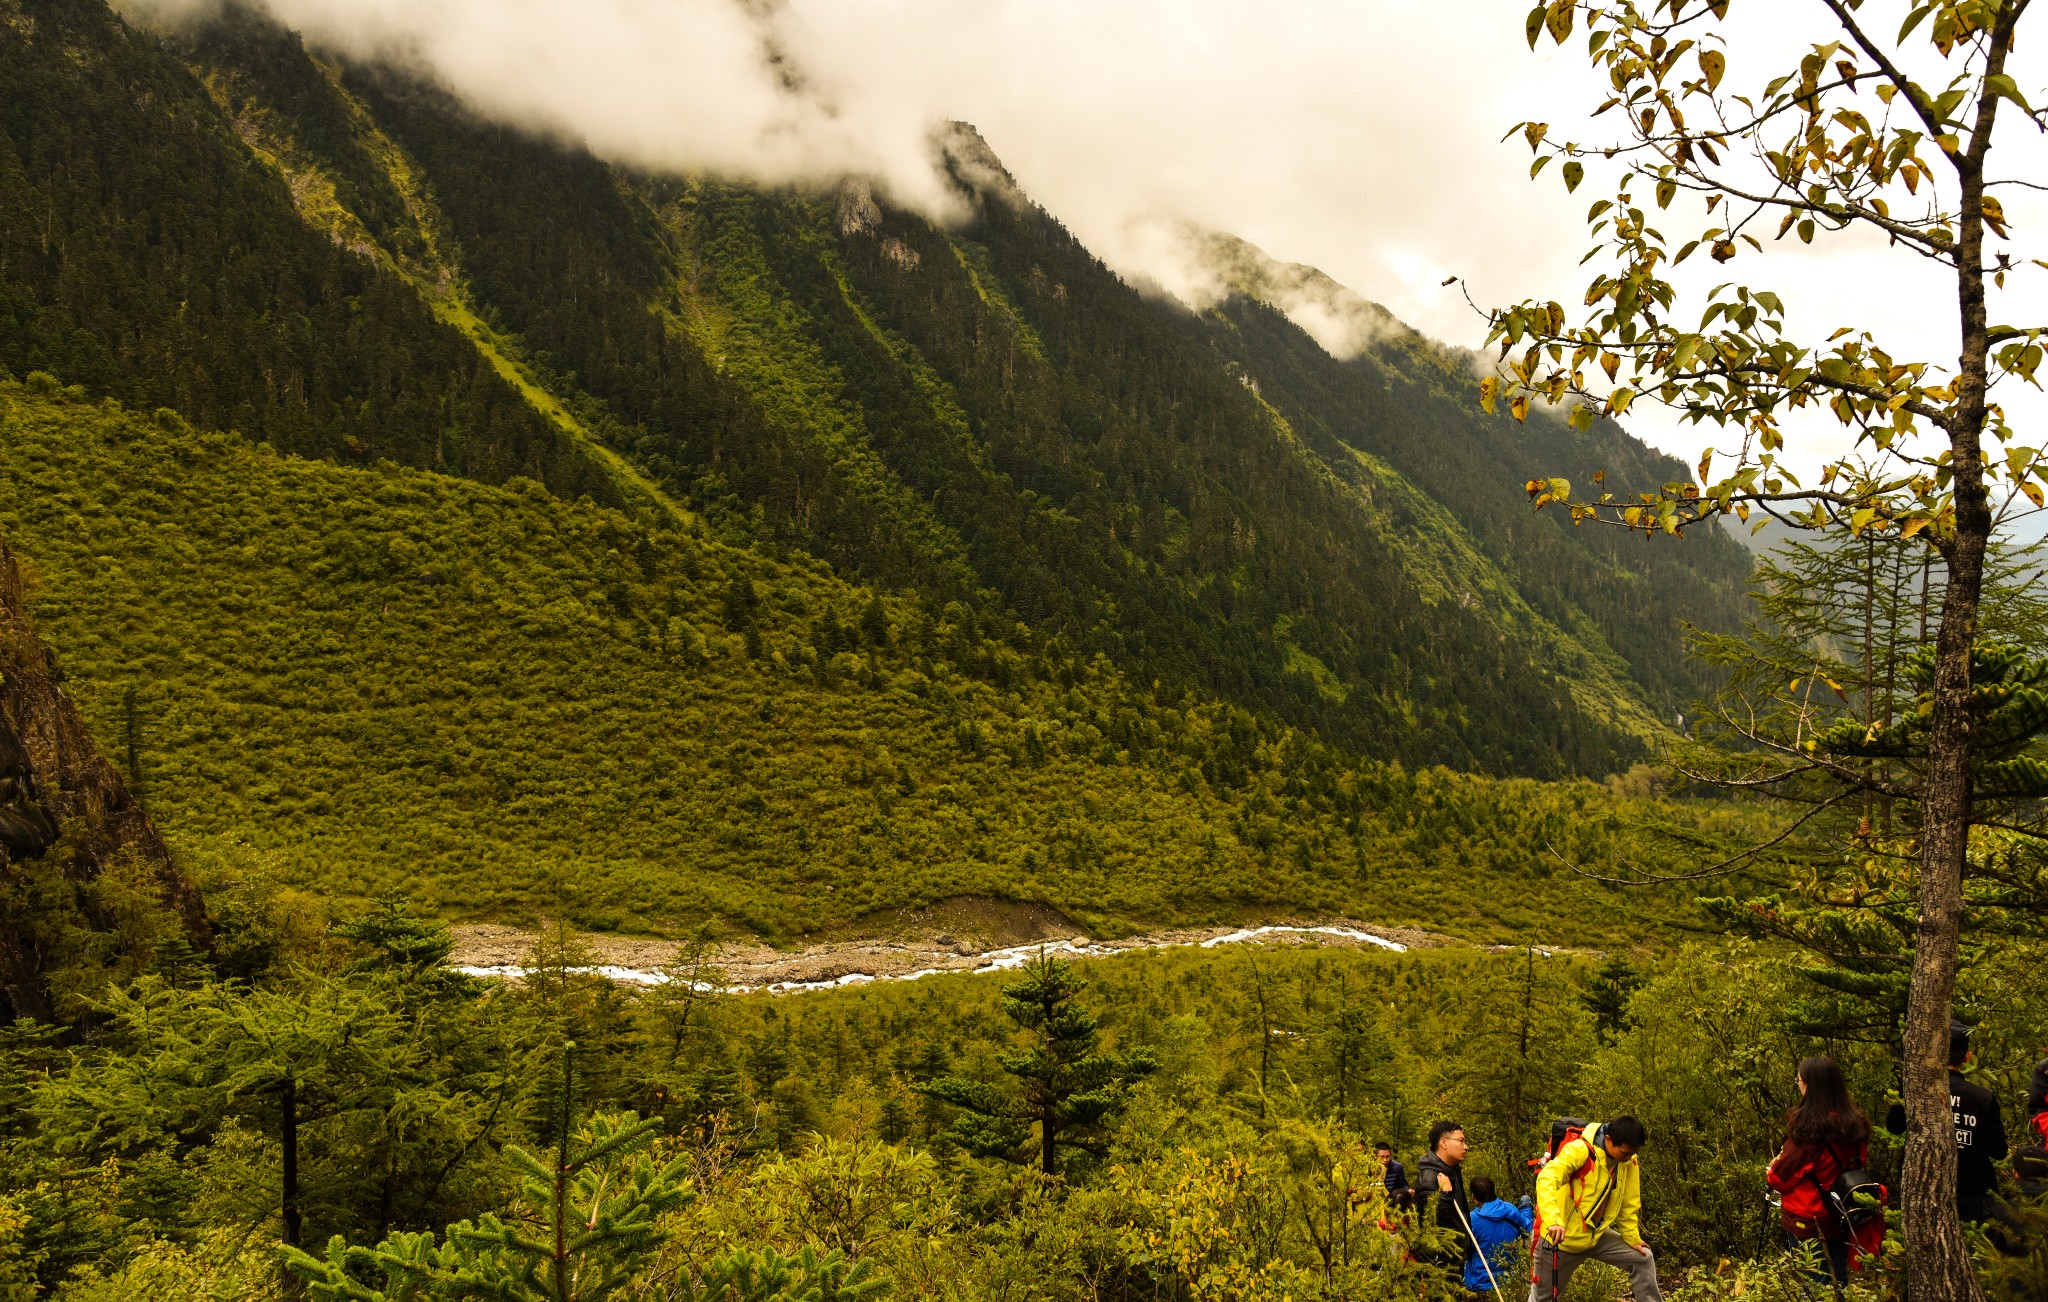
[1766,1056,1874,1286]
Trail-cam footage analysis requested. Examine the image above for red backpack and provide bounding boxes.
[1528,1120,1602,1241]
[1528,1118,1597,1178]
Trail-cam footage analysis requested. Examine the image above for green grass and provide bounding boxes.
[0,381,1759,945]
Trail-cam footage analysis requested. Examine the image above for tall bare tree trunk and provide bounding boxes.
[1040,1101,1057,1177]
[1901,528,1982,1302]
[1898,36,2006,1294]
[281,1074,301,1248]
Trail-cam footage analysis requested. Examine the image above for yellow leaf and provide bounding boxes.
[1699,49,1726,91]
[1511,394,1530,422]
[1545,0,1574,45]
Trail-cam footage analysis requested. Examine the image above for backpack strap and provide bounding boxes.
[1570,1124,1602,1183]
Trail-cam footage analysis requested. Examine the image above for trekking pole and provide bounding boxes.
[1447,1199,1503,1296]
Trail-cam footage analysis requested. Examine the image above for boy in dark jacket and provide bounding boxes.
[1377,1142,1415,1212]
[1463,1176,1534,1293]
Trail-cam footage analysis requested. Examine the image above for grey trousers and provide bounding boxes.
[1526,1230,1662,1302]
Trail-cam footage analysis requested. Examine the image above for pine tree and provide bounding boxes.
[41,975,423,1250]
[917,954,1154,1175]
[1581,955,1642,1046]
[283,1044,694,1301]
[1689,536,2048,1042]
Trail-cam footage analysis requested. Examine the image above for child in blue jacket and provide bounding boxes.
[1462,1176,1535,1293]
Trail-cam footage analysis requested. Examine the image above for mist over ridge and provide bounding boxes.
[112,0,1458,350]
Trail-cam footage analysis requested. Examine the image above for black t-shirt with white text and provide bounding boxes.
[1886,1069,2009,1205]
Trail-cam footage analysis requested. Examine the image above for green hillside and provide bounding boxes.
[0,378,1747,943]
[0,0,1759,783]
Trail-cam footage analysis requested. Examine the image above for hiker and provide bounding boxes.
[1985,1146,2048,1256]
[1885,1022,2008,1222]
[2027,1052,2047,1146]
[1417,1121,1474,1265]
[1766,1055,1878,1286]
[1527,1116,1660,1302]
[1463,1175,1533,1295]
[2014,1147,2048,1201]
[1377,1141,1415,1212]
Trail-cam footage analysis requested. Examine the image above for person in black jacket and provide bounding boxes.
[1415,1121,1473,1264]
[2015,1147,2048,1201]
[1887,1023,2009,1222]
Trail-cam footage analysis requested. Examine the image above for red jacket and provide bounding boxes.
[1768,1135,1868,1239]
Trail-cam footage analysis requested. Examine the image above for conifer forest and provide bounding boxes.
[0,1,2044,1299]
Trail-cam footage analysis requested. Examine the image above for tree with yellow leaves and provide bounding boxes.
[1489,4,2047,1299]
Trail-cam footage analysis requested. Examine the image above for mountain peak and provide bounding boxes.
[1162,223,1413,361]
[933,120,1027,210]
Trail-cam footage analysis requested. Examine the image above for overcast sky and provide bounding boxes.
[128,0,2048,522]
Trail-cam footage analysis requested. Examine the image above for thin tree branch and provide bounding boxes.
[1817,0,1961,156]
[1986,325,2046,344]
[1658,170,1954,257]
[1544,789,1853,886]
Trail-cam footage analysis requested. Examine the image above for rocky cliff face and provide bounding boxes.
[0,541,208,1020]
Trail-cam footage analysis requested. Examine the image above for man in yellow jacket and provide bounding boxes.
[1528,1116,1661,1302]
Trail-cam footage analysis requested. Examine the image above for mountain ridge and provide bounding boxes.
[3,0,1751,787]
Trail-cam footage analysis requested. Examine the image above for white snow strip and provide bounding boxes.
[1198,924,1405,952]
[451,922,1407,995]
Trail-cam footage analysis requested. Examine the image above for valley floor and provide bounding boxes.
[446,909,1448,990]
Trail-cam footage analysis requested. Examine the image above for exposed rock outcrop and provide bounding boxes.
[0,541,209,1020]
[933,120,1028,210]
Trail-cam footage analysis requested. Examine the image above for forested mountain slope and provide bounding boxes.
[0,0,1753,784]
[1188,230,1753,719]
[0,0,636,502]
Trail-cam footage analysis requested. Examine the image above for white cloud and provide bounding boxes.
[120,0,2048,510]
